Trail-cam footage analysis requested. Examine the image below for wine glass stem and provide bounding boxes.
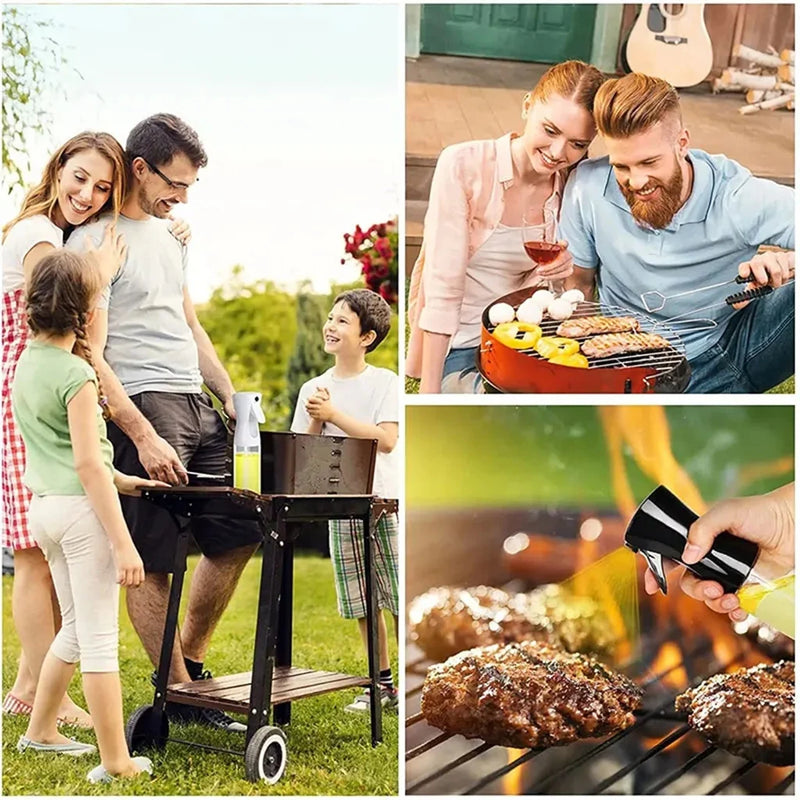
[548,277,565,295]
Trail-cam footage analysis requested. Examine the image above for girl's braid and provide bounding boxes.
[73,310,111,421]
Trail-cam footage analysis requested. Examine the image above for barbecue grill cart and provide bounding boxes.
[479,289,691,393]
[125,432,395,784]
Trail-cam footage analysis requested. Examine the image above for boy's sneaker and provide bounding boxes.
[150,670,247,733]
[344,686,398,714]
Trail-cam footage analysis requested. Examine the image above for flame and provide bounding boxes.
[598,407,707,519]
[650,640,687,689]
[504,748,526,794]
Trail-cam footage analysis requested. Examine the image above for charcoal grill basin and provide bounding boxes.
[478,289,691,393]
[135,486,397,783]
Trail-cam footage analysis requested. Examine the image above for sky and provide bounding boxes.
[2,3,402,302]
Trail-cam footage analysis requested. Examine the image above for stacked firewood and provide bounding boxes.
[712,44,794,115]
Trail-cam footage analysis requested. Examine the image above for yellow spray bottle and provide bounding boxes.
[625,485,794,639]
[232,392,265,492]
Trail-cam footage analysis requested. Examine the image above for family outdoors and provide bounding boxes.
[1,114,400,783]
[407,63,795,393]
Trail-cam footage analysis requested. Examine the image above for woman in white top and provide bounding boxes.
[1,131,188,727]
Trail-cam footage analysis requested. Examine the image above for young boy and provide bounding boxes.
[290,289,399,712]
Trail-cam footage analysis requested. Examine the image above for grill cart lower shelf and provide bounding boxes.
[127,486,396,785]
[164,667,371,714]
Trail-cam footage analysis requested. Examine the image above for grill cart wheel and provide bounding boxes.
[125,704,169,753]
[245,725,288,784]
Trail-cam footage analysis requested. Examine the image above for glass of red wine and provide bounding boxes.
[522,207,564,293]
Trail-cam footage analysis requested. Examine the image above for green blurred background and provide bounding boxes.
[406,405,794,510]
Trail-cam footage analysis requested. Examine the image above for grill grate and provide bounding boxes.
[405,638,795,796]
[484,300,687,378]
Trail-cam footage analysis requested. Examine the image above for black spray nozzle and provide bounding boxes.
[624,485,759,596]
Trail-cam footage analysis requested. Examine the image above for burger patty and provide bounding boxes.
[408,585,613,662]
[407,586,552,662]
[581,331,672,359]
[675,661,794,766]
[421,641,643,748]
[556,315,640,339]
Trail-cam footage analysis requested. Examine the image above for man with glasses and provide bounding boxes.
[68,114,259,733]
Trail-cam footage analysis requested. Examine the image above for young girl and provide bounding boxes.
[406,60,606,393]
[12,249,163,783]
[2,131,190,728]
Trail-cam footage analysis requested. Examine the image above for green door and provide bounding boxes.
[420,4,597,63]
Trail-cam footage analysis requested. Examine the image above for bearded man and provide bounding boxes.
[559,73,794,393]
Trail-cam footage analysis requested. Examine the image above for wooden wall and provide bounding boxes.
[618,4,795,78]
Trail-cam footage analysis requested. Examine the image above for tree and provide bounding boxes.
[2,6,73,194]
[286,283,330,420]
[197,266,298,430]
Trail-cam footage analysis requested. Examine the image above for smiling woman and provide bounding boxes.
[405,60,606,394]
[1,130,129,733]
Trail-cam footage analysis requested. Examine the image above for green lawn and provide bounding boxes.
[3,553,398,796]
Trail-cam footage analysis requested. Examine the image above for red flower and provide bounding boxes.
[341,216,398,307]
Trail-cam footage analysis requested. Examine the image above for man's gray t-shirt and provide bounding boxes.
[67,214,202,395]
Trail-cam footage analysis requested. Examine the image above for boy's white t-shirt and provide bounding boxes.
[290,364,399,499]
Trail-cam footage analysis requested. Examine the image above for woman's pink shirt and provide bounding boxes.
[406,132,564,378]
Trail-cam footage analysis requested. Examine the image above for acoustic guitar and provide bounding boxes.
[625,4,713,88]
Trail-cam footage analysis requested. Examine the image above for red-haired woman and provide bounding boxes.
[406,60,606,393]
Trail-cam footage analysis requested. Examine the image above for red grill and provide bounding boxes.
[478,289,691,393]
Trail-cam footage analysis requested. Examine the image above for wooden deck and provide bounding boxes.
[407,55,795,181]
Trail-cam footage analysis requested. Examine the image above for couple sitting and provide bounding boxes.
[407,63,794,394]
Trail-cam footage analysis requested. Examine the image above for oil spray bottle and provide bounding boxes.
[232,392,265,492]
[625,485,794,639]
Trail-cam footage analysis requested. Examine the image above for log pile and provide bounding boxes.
[712,44,794,115]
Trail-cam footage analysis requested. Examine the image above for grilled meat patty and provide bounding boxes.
[408,586,552,662]
[421,641,643,748]
[675,661,795,765]
[556,315,640,338]
[408,585,613,662]
[581,331,671,359]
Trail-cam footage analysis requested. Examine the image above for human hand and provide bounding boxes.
[136,435,188,485]
[113,541,145,588]
[644,484,795,622]
[536,241,574,281]
[115,473,170,497]
[739,249,794,288]
[85,223,127,284]
[223,396,237,423]
[305,388,334,422]
[168,215,192,245]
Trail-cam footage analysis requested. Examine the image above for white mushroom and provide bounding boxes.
[547,297,574,321]
[515,299,544,325]
[561,288,585,306]
[530,289,555,309]
[488,302,516,326]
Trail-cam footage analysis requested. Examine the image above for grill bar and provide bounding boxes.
[407,744,493,795]
[708,761,758,795]
[407,731,452,760]
[462,747,542,795]
[770,772,795,794]
[642,745,717,795]
[589,723,692,794]
[522,695,679,795]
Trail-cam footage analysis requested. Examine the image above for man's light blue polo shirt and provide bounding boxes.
[558,150,794,361]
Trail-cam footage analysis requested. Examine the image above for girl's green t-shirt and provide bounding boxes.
[12,341,114,495]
